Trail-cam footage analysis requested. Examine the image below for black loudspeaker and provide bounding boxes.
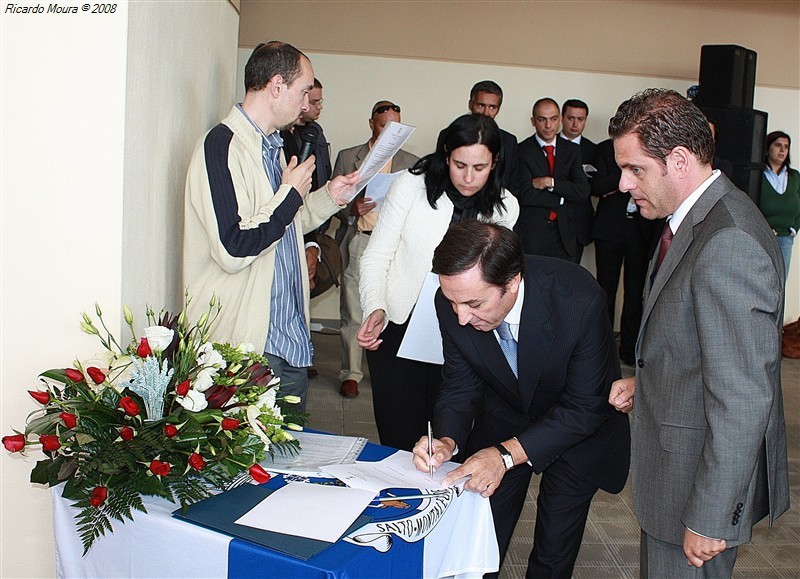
[702,106,768,165]
[731,164,763,205]
[698,45,757,109]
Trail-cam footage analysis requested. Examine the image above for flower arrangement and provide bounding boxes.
[2,293,304,554]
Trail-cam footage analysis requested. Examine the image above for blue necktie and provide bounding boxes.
[496,321,518,378]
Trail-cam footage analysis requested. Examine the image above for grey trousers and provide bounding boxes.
[640,529,738,578]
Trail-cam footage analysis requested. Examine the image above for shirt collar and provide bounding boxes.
[235,103,283,149]
[560,132,581,144]
[535,134,557,149]
[505,278,524,326]
[668,170,720,234]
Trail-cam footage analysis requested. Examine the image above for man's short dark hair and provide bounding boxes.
[432,220,524,287]
[244,41,307,92]
[313,77,322,89]
[532,97,560,116]
[608,88,715,166]
[470,80,503,105]
[562,99,589,115]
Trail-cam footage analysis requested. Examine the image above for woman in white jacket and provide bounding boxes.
[357,113,519,451]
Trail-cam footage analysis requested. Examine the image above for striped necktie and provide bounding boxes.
[496,321,518,378]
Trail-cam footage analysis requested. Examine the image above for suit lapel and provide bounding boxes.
[518,271,554,412]
[639,176,732,348]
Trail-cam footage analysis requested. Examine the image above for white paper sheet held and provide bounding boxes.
[322,449,466,493]
[233,482,376,542]
[348,121,415,201]
[397,271,444,364]
[363,171,404,211]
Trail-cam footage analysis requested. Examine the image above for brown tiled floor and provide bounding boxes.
[307,328,800,578]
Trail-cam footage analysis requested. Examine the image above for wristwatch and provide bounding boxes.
[494,443,515,471]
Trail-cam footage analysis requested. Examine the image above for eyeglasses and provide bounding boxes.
[309,98,324,107]
[373,104,401,115]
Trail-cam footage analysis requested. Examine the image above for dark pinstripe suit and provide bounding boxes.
[434,255,630,576]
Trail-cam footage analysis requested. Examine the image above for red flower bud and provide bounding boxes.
[28,390,51,405]
[137,338,152,358]
[248,464,271,484]
[163,424,178,438]
[86,366,106,385]
[39,434,61,452]
[188,452,206,471]
[149,459,171,477]
[89,486,108,508]
[205,385,237,409]
[59,412,78,429]
[118,396,141,417]
[65,368,85,382]
[120,426,135,441]
[2,434,26,453]
[175,380,190,397]
[221,417,240,431]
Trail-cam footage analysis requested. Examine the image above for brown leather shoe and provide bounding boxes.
[340,379,359,398]
[307,367,319,378]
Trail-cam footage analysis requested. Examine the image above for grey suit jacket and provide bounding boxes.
[632,173,789,546]
[331,142,418,241]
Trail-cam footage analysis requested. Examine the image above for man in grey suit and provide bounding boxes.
[333,100,418,398]
[608,89,789,577]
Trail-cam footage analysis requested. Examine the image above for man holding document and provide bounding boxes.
[413,220,630,577]
[333,101,419,399]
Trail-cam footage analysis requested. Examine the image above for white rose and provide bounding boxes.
[256,388,277,411]
[197,342,226,370]
[143,326,174,353]
[177,389,208,412]
[236,342,256,354]
[193,368,217,393]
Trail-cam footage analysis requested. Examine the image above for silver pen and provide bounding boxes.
[427,421,434,480]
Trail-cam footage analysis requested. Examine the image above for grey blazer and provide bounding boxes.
[632,173,789,546]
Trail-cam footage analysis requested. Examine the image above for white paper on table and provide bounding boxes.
[233,482,376,542]
[322,449,467,494]
[347,121,415,202]
[397,272,444,365]
[362,171,404,211]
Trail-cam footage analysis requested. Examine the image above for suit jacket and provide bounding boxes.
[571,135,597,247]
[434,256,630,494]
[330,142,419,242]
[633,173,789,546]
[514,136,590,257]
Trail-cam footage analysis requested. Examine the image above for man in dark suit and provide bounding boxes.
[608,89,788,577]
[591,138,658,366]
[414,220,630,577]
[515,98,590,262]
[333,100,419,399]
[438,80,519,194]
[560,99,597,262]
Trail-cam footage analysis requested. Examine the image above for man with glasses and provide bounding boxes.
[333,100,418,399]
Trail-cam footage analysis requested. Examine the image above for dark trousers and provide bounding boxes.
[486,457,598,579]
[365,320,442,452]
[594,220,650,361]
[519,219,579,264]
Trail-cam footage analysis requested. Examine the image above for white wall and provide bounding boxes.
[237,49,800,323]
[1,2,239,576]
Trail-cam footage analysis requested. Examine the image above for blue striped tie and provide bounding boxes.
[496,321,518,378]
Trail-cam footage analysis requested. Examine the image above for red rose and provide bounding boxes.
[175,380,190,396]
[137,338,152,358]
[119,426,134,441]
[118,396,141,417]
[221,417,240,431]
[39,434,61,452]
[86,366,106,385]
[64,368,85,382]
[2,434,26,452]
[89,486,108,508]
[59,412,78,429]
[163,424,178,438]
[205,385,237,409]
[149,459,171,477]
[28,390,51,405]
[188,452,206,471]
[248,464,271,484]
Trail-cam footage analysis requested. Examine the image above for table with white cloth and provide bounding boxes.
[53,438,499,578]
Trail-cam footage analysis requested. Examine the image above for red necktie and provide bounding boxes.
[543,145,555,176]
[655,221,674,273]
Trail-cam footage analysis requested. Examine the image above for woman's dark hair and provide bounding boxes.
[765,131,791,171]
[410,114,506,215]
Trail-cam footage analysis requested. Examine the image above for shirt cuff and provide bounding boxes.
[304,241,321,261]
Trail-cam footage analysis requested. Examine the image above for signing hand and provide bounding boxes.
[609,376,635,413]
[683,528,727,568]
[412,436,455,473]
[350,197,377,217]
[357,309,385,350]
[328,170,360,206]
[282,155,315,197]
[442,447,507,498]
